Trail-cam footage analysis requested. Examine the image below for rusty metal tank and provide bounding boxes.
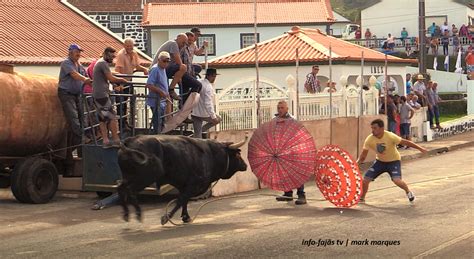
[0,70,67,156]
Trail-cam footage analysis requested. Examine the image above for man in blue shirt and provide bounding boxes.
[146,51,171,133]
[57,44,92,173]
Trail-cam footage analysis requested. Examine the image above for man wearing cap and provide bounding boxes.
[412,74,426,106]
[57,44,92,172]
[304,65,321,93]
[114,38,149,130]
[146,51,172,133]
[191,68,221,138]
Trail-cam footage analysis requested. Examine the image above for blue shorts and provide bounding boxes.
[400,123,410,136]
[364,160,402,180]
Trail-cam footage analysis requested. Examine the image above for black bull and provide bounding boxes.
[117,135,248,224]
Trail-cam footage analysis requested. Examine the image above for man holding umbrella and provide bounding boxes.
[356,119,428,203]
[274,100,307,205]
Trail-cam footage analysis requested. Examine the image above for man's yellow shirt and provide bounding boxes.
[363,130,402,162]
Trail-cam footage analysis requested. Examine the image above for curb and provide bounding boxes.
[401,141,474,162]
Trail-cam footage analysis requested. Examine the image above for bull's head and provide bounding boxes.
[222,136,248,179]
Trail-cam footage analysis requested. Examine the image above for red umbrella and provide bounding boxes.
[314,145,362,207]
[248,118,317,191]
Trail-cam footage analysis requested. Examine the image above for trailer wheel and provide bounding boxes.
[11,158,58,204]
[11,159,34,203]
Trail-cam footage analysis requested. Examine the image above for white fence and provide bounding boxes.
[216,83,380,131]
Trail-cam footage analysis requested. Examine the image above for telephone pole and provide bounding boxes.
[419,0,426,74]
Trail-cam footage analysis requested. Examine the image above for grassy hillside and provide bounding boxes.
[331,0,472,23]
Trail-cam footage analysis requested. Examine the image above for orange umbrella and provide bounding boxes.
[314,145,362,207]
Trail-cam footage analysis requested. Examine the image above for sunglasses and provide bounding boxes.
[160,59,170,63]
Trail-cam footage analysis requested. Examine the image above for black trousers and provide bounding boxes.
[58,88,83,164]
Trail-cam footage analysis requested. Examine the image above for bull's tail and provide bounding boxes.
[119,143,149,165]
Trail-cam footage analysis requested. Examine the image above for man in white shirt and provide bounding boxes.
[440,21,450,35]
[412,74,426,106]
[192,68,222,138]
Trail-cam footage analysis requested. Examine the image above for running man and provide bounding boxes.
[356,119,428,203]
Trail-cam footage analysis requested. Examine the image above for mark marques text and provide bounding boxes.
[302,238,401,247]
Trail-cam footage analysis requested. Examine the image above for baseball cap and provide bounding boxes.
[68,44,83,52]
[158,51,170,60]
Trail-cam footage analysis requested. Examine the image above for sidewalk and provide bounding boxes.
[399,130,474,161]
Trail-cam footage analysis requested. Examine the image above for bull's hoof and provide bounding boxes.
[182,215,192,223]
[123,213,130,222]
[136,213,143,223]
[161,215,169,225]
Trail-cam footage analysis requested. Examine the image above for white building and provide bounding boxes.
[142,1,339,62]
[361,0,474,39]
[207,27,416,96]
[331,11,353,37]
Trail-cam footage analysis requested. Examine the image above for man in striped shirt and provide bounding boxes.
[304,65,321,93]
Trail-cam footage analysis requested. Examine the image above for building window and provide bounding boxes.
[198,34,216,56]
[240,33,260,49]
[110,15,122,29]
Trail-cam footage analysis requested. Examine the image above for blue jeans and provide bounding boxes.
[365,160,402,180]
[284,185,305,196]
[388,120,397,133]
[150,104,165,134]
[428,105,440,127]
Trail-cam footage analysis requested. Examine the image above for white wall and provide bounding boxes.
[468,81,474,115]
[362,0,471,39]
[331,22,350,36]
[150,25,327,62]
[406,67,468,93]
[213,63,408,95]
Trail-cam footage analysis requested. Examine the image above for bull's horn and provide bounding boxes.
[228,133,249,149]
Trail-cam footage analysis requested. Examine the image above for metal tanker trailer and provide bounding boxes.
[0,67,69,203]
[1,66,179,206]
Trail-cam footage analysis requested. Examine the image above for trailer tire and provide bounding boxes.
[11,159,34,203]
[11,158,58,204]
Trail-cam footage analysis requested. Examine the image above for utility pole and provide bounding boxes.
[418,0,426,74]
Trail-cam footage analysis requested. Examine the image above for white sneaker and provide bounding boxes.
[407,191,415,202]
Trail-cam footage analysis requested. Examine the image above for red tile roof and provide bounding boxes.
[67,0,191,13]
[207,27,417,67]
[142,0,335,27]
[0,0,151,66]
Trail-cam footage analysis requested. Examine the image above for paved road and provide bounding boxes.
[0,147,473,258]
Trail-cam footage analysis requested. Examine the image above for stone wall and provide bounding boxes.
[86,12,147,52]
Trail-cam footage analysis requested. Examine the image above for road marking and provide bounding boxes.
[412,231,474,259]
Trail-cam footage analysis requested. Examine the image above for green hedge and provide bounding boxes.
[438,100,467,115]
[438,93,465,100]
